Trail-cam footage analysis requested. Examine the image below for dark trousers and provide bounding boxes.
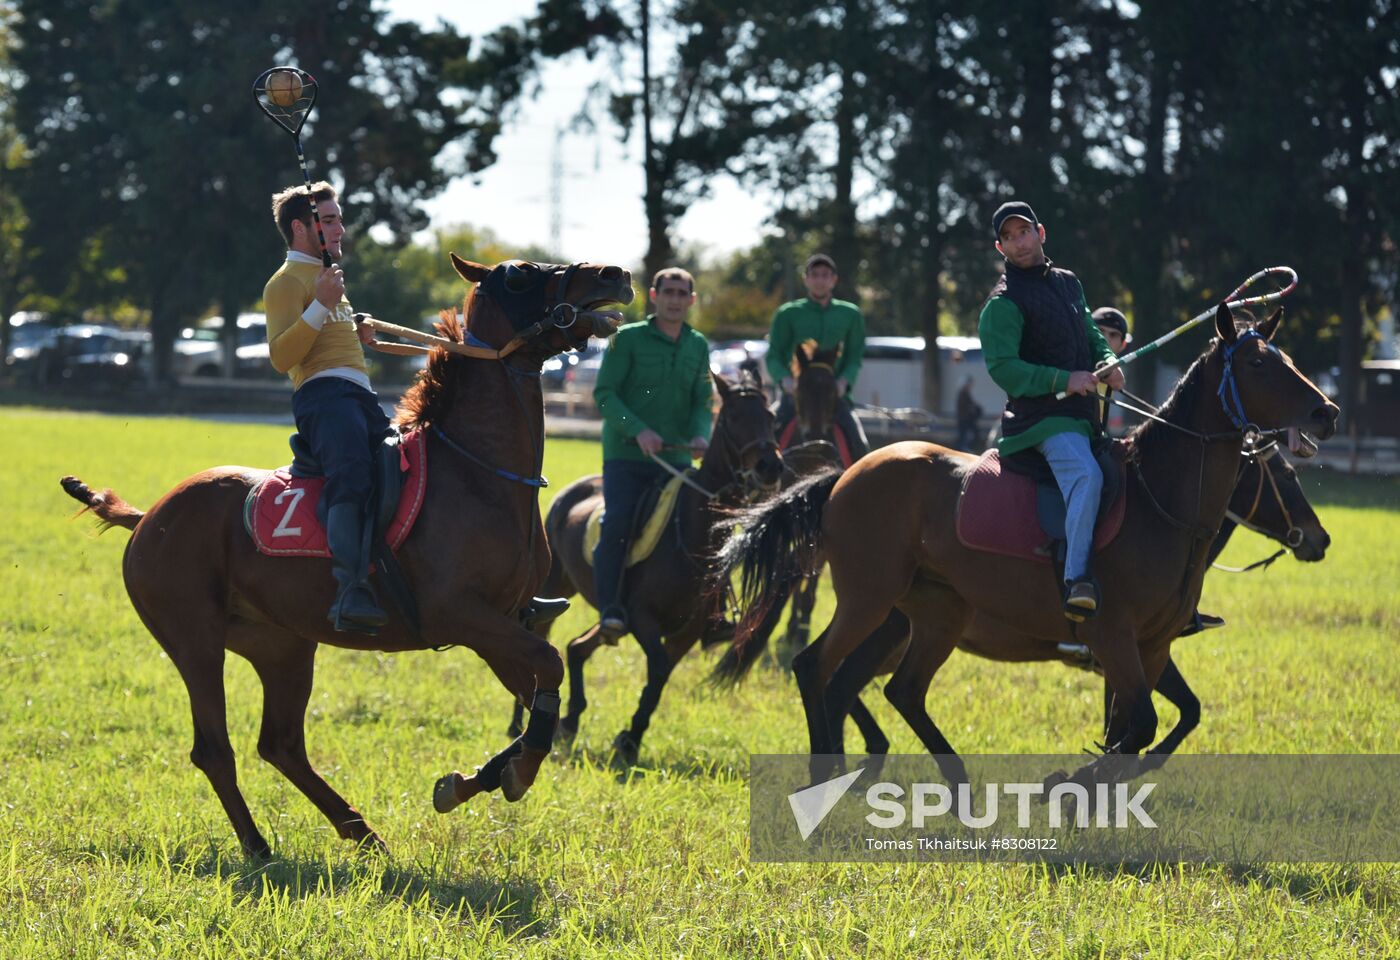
[592,458,670,611]
[291,376,392,511]
[773,392,869,459]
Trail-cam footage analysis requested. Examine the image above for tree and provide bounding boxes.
[12,0,490,380]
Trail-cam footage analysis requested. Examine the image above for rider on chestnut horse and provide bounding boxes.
[263,181,394,632]
[979,200,1124,621]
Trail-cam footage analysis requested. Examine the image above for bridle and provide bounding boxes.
[649,387,781,502]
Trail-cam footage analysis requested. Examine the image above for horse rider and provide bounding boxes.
[978,201,1124,621]
[764,253,869,458]
[592,267,715,638]
[264,181,394,633]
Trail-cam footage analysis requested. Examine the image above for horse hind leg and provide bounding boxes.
[611,622,683,768]
[882,581,971,787]
[235,625,385,853]
[159,624,271,859]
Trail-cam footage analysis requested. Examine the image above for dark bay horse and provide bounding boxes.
[718,305,1338,789]
[509,365,782,765]
[792,437,1333,760]
[60,255,632,857]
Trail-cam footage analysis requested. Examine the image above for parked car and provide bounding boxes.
[540,340,608,391]
[20,323,152,387]
[709,339,770,383]
[4,312,58,376]
[173,313,271,379]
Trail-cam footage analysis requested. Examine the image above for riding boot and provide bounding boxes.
[325,502,388,633]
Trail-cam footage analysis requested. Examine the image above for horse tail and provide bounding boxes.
[60,476,144,532]
[710,465,840,682]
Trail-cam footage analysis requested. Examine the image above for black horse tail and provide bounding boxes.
[709,465,841,683]
[60,476,144,533]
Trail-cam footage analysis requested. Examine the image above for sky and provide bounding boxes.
[383,0,773,269]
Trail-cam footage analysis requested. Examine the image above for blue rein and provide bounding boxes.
[432,425,548,488]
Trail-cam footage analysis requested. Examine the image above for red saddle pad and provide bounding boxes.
[955,447,1127,564]
[778,418,854,468]
[244,429,428,558]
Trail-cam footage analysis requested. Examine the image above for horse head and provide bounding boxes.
[1213,303,1339,442]
[710,365,784,492]
[794,342,842,443]
[450,254,634,360]
[1229,444,1331,561]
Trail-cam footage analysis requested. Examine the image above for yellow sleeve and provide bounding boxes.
[264,272,320,374]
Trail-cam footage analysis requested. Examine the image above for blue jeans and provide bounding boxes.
[1036,431,1102,582]
[291,377,392,510]
[593,458,671,611]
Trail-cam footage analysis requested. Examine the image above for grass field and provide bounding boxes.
[2,407,1398,958]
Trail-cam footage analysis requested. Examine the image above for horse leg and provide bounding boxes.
[1145,656,1200,759]
[435,615,564,812]
[238,628,385,852]
[821,611,911,756]
[783,574,820,653]
[881,582,970,787]
[1059,625,1158,793]
[793,592,899,761]
[169,635,270,859]
[612,621,680,767]
[559,624,608,743]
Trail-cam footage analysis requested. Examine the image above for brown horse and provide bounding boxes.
[801,436,1333,761]
[60,255,632,858]
[508,363,783,765]
[718,305,1337,789]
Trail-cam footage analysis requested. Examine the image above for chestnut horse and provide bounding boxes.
[507,363,783,765]
[800,436,1333,761]
[718,305,1338,789]
[60,255,632,858]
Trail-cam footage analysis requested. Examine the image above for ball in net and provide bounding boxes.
[266,71,303,107]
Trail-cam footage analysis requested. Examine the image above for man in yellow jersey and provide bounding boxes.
[264,181,392,633]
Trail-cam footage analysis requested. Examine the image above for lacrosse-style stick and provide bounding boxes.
[252,66,332,268]
[1055,266,1298,399]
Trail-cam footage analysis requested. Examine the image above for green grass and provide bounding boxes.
[2,407,1397,958]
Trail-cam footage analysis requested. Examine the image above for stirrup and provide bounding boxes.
[521,597,570,632]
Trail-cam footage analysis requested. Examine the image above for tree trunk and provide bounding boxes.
[1130,44,1171,400]
[831,6,859,299]
[639,0,672,285]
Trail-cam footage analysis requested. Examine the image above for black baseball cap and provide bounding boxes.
[805,253,837,274]
[1092,306,1132,343]
[992,201,1039,240]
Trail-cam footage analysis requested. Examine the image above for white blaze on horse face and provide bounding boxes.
[273,486,306,538]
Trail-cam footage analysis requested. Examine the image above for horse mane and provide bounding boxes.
[1126,318,1253,464]
[394,289,475,431]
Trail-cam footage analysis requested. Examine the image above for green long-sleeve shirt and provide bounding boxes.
[977,281,1115,455]
[765,297,866,388]
[593,317,714,466]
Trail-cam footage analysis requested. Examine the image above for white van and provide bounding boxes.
[852,335,1003,417]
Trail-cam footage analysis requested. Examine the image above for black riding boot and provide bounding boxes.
[325,502,388,633]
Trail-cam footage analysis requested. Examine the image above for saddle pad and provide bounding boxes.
[583,470,688,568]
[243,429,428,558]
[955,447,1126,564]
[779,418,854,468]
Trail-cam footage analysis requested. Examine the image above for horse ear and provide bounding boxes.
[450,253,491,284]
[794,345,809,369]
[711,369,732,399]
[1257,306,1283,342]
[1214,302,1237,345]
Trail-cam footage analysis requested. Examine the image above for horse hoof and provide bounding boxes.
[611,731,639,768]
[1042,770,1070,795]
[356,832,389,856]
[434,772,479,813]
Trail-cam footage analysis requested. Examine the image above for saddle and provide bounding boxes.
[955,438,1127,565]
[583,470,689,568]
[778,419,855,469]
[243,429,427,559]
